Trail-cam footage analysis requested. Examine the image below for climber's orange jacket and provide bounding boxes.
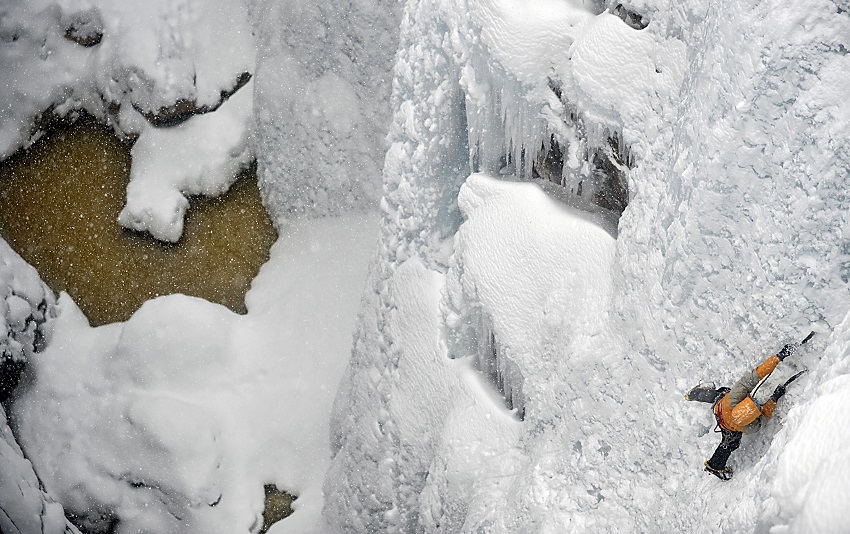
[714,354,781,433]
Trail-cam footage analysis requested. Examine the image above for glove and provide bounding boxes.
[771,383,787,402]
[778,343,798,361]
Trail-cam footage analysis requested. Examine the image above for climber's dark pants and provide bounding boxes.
[707,429,742,470]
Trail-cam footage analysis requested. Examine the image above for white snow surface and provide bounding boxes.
[12,214,377,533]
[1,405,80,534]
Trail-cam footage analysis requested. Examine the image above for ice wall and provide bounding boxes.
[613,0,850,372]
[322,0,473,529]
[633,1,850,529]
[326,0,850,531]
[323,0,658,530]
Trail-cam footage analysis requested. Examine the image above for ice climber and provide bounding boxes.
[685,338,807,481]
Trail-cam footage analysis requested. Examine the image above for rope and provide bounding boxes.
[749,369,774,400]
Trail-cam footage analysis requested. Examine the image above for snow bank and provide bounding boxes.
[324,251,521,533]
[444,173,617,420]
[773,379,850,534]
[760,316,850,534]
[118,79,254,242]
[0,405,80,534]
[12,214,377,533]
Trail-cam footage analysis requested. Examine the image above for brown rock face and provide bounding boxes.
[62,8,104,47]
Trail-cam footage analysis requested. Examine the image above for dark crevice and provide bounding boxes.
[531,129,632,219]
[533,135,564,186]
[66,509,119,534]
[62,8,104,47]
[613,4,650,30]
[486,331,526,421]
[589,133,631,214]
[0,358,25,403]
[0,292,53,403]
[464,313,526,421]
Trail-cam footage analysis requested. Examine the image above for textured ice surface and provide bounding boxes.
[326,0,850,532]
[250,0,402,220]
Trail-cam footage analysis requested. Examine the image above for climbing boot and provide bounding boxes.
[704,461,733,481]
[686,383,721,403]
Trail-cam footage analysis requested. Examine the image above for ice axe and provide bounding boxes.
[783,369,807,388]
[750,331,814,399]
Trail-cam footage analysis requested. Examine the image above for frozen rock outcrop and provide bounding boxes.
[0,240,54,401]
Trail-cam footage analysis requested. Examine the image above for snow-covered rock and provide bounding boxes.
[0,239,54,399]
[1,405,81,534]
[0,0,254,157]
[0,241,74,534]
[117,78,255,243]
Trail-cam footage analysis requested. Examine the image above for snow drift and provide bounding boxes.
[12,214,378,533]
